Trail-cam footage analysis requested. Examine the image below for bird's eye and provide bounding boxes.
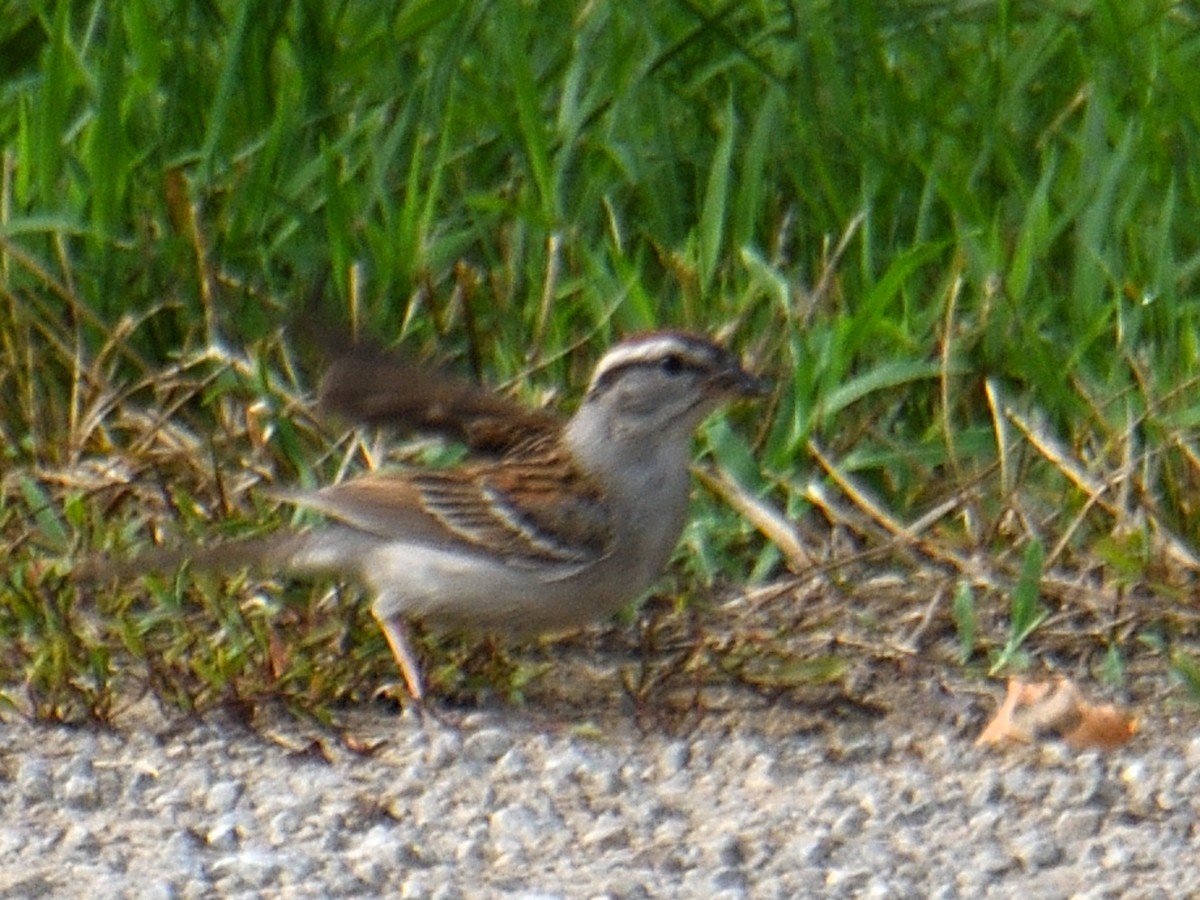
[660,353,685,375]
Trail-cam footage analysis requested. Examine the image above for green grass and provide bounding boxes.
[2,0,1199,721]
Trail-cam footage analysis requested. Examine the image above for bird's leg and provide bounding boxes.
[375,611,426,703]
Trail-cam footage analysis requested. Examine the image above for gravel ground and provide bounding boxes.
[2,670,1197,900]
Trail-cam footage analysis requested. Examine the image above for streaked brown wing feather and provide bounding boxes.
[420,446,613,567]
[284,440,614,571]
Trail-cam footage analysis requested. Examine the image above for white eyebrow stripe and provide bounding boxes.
[588,334,719,387]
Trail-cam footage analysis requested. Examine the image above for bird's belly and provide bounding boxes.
[361,541,663,635]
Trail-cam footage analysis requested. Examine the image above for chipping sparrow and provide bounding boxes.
[96,331,767,700]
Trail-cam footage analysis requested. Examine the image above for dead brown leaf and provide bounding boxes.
[976,676,1138,751]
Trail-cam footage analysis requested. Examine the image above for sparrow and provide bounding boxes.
[83,330,767,701]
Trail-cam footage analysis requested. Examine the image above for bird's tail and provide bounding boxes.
[70,531,321,584]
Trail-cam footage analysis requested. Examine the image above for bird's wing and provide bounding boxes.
[317,348,561,456]
[282,441,614,576]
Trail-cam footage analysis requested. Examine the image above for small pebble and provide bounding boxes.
[462,728,512,763]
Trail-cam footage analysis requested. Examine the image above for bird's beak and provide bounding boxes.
[712,364,770,399]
